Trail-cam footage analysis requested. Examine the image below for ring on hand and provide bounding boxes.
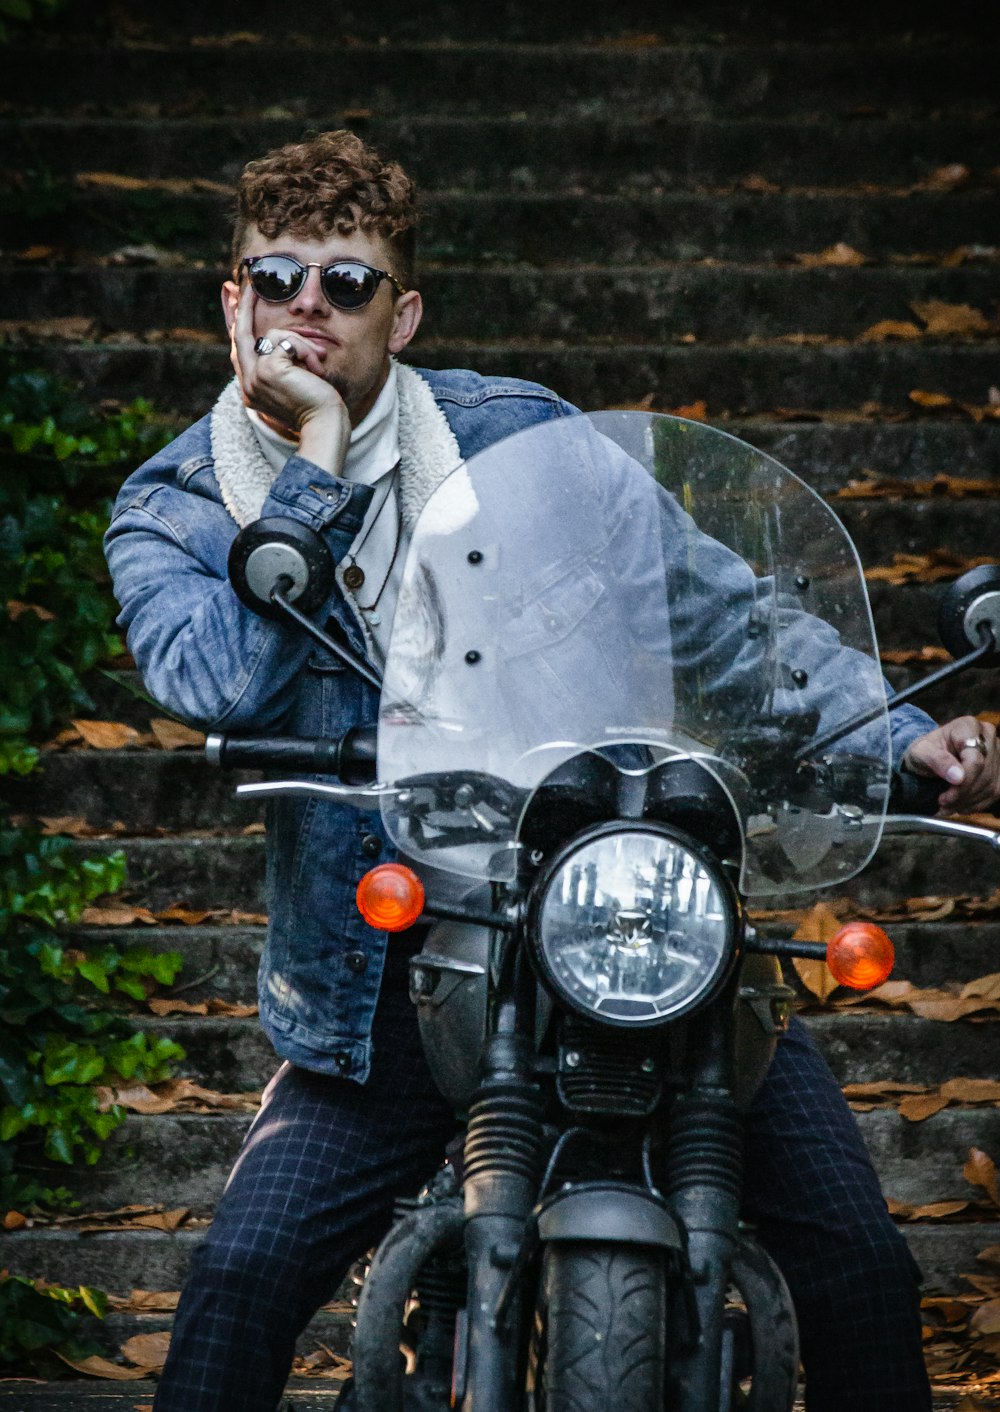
[962,735,989,758]
[278,339,297,358]
[253,336,275,355]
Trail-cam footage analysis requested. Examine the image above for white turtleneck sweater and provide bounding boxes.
[246,362,406,661]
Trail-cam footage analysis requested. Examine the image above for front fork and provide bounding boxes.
[664,979,746,1412]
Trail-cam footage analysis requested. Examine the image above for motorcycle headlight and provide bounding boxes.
[531,826,738,1026]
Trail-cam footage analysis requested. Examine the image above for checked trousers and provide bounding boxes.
[153,977,931,1412]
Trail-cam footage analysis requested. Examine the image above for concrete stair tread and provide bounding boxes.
[18,340,1000,420]
[6,264,999,345]
[7,115,999,188]
[8,190,997,266]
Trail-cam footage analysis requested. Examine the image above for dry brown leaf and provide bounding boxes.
[53,1351,153,1380]
[789,902,845,1002]
[7,598,55,621]
[131,1209,189,1232]
[154,905,212,925]
[794,242,867,267]
[881,646,951,665]
[909,1200,972,1221]
[941,1079,1000,1104]
[910,388,958,410]
[106,1290,181,1313]
[842,1081,928,1099]
[71,719,141,750]
[911,300,994,337]
[899,1093,950,1122]
[917,163,971,191]
[962,973,1000,1001]
[120,1332,171,1370]
[740,174,781,194]
[922,1295,973,1324]
[669,400,708,421]
[241,822,266,835]
[146,997,208,1016]
[865,550,996,585]
[3,1210,27,1229]
[149,718,205,750]
[80,905,158,926]
[979,1247,1000,1268]
[859,320,922,342]
[970,1301,1000,1335]
[0,316,96,341]
[965,1149,1000,1209]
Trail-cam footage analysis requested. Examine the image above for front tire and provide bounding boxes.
[541,1243,666,1412]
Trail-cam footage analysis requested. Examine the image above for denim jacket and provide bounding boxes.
[105,367,932,1083]
[105,367,581,1081]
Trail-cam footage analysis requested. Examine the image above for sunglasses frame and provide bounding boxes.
[239,254,408,310]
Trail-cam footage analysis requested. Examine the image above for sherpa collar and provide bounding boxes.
[209,363,462,529]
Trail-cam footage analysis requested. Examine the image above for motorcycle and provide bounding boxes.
[210,410,1000,1411]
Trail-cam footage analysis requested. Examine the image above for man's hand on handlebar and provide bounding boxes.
[902,715,1000,814]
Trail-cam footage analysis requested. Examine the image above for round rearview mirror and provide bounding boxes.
[228,517,335,621]
[938,563,1000,662]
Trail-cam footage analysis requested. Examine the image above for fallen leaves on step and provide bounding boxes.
[865,550,997,584]
[835,973,1000,1021]
[840,475,1000,500]
[910,300,997,337]
[105,1290,181,1313]
[789,901,843,1001]
[794,242,868,266]
[909,389,1000,422]
[119,1332,171,1372]
[71,719,142,750]
[53,1351,154,1380]
[145,996,258,1017]
[844,1078,1000,1120]
[859,319,922,341]
[94,1078,261,1115]
[880,645,952,664]
[290,1345,353,1380]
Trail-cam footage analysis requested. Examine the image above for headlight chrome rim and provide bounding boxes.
[527,821,741,1028]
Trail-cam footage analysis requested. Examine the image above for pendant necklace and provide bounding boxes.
[341,461,400,593]
[357,500,404,628]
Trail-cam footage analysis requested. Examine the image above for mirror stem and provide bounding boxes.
[797,622,995,761]
[271,580,384,693]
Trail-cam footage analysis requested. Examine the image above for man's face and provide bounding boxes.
[221,224,421,425]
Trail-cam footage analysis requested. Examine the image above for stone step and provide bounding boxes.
[43,420,1000,493]
[35,1103,1000,1214]
[6,42,997,119]
[114,1010,999,1093]
[3,1207,997,1298]
[48,915,1000,1008]
[17,340,1000,420]
[47,0,1000,45]
[8,115,998,188]
[8,190,996,266]
[65,826,1000,914]
[8,264,999,344]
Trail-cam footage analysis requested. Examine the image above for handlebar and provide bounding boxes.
[205,726,377,785]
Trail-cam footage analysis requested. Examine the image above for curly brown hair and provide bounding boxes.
[231,129,418,284]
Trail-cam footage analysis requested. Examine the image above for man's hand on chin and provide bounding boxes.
[231,285,350,475]
[902,715,999,814]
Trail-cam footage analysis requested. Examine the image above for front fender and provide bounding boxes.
[537,1182,684,1250]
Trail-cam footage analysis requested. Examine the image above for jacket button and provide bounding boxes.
[333,1051,351,1072]
[361,834,382,857]
[345,951,368,975]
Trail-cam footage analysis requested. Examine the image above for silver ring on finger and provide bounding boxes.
[962,735,989,758]
[278,338,297,358]
[254,336,275,355]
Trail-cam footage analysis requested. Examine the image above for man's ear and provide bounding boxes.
[221,279,240,336]
[388,290,423,356]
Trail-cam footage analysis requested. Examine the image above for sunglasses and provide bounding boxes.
[240,254,407,310]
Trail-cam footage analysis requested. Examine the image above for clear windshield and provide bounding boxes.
[378,413,889,897]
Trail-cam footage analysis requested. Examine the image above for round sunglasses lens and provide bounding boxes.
[322,263,378,309]
[249,257,303,301]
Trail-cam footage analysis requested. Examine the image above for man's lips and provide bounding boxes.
[289,328,339,354]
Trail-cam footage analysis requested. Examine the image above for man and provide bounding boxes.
[105,129,999,1412]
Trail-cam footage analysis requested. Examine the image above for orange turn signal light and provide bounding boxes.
[356,863,425,932]
[825,922,894,991]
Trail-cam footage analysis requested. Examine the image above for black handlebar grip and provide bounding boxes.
[206,726,377,782]
[206,734,343,774]
[890,767,947,815]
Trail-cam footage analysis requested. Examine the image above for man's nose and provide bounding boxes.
[289,265,328,315]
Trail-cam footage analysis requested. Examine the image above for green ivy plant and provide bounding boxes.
[0,357,184,1367]
[0,1273,107,1374]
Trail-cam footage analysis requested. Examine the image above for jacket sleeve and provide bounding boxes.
[104,454,374,730]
